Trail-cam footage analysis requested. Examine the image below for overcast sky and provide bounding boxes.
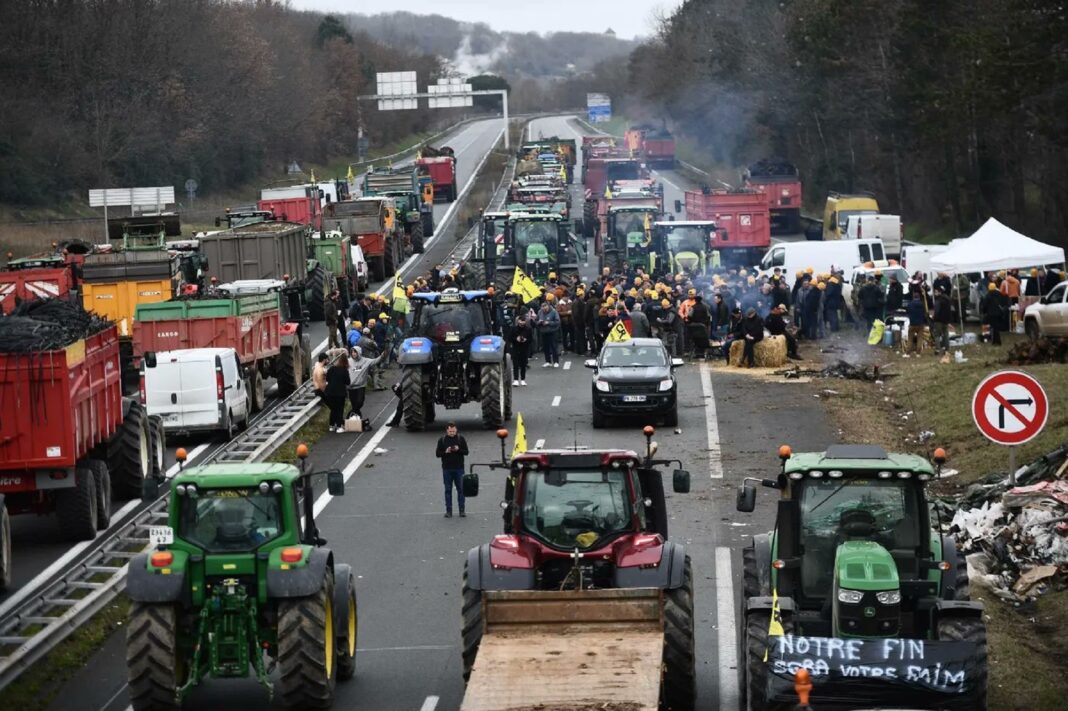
[290,0,683,39]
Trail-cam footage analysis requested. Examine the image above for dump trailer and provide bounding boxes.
[641,128,676,169]
[682,188,770,267]
[258,185,324,231]
[363,168,433,253]
[416,145,458,202]
[0,254,79,314]
[744,159,803,235]
[323,197,402,283]
[0,325,157,537]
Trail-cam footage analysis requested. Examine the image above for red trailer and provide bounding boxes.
[258,185,323,231]
[416,146,458,202]
[743,159,803,234]
[0,262,77,314]
[642,134,676,169]
[684,189,770,266]
[0,325,155,541]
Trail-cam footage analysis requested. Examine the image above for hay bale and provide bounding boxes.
[729,335,788,368]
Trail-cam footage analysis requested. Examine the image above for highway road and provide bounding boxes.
[43,115,840,711]
[0,117,505,614]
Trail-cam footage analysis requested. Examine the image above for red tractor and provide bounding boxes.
[459,427,695,711]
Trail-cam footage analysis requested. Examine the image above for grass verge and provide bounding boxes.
[267,406,331,465]
[1,595,130,711]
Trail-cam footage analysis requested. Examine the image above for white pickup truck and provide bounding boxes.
[1024,281,1068,339]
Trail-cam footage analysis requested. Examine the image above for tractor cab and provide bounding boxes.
[408,289,495,347]
[108,213,181,252]
[606,206,662,273]
[497,213,579,286]
[656,221,721,277]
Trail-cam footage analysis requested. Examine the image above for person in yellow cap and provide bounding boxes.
[804,266,814,275]
[795,270,804,279]
[656,297,680,356]
[548,271,557,283]
[544,291,555,302]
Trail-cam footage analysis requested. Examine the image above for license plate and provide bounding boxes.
[148,526,174,546]
[163,414,179,423]
[622,395,647,403]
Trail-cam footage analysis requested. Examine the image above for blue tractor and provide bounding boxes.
[398,289,512,431]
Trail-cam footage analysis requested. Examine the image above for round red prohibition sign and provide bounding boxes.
[971,370,1049,446]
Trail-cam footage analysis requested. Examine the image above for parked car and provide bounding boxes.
[585,338,684,428]
[141,347,249,438]
[1024,281,1068,339]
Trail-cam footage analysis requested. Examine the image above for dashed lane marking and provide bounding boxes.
[562,360,571,370]
[551,395,561,407]
[420,696,441,711]
[534,438,545,449]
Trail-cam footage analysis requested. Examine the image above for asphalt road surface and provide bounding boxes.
[44,116,839,711]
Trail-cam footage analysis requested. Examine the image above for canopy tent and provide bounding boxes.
[930,217,1065,273]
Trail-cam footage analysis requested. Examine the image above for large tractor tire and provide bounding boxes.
[276,344,304,398]
[494,268,512,293]
[148,416,165,482]
[941,535,972,601]
[460,561,483,682]
[56,466,97,541]
[370,255,385,284]
[384,238,397,278]
[479,363,505,429]
[937,616,988,710]
[401,367,427,432]
[278,570,337,709]
[742,542,769,601]
[307,264,327,322]
[465,261,487,290]
[127,602,183,711]
[109,400,150,500]
[0,503,12,592]
[333,565,358,682]
[87,459,112,530]
[661,555,696,711]
[743,610,795,711]
[449,180,458,202]
[410,222,425,254]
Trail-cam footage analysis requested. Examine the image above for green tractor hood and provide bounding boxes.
[525,243,550,262]
[833,540,900,639]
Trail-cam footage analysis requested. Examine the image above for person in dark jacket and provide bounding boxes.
[324,354,351,432]
[886,276,904,313]
[721,307,744,362]
[980,282,1007,345]
[711,293,729,339]
[766,304,801,360]
[435,422,469,517]
[930,287,952,353]
[740,307,765,367]
[686,295,711,359]
[823,276,843,332]
[858,276,885,332]
[904,287,928,354]
[571,291,587,355]
[802,282,822,340]
[508,314,533,385]
[325,292,342,348]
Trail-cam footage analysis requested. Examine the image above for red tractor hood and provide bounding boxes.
[487,532,665,570]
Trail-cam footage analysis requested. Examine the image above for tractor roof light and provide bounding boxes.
[809,470,824,479]
[185,484,198,499]
[828,470,844,479]
[917,473,931,482]
[175,484,187,496]
[496,429,510,440]
[296,443,309,460]
[877,471,893,479]
[788,472,804,481]
[896,471,913,479]
[258,482,270,494]
[933,447,947,466]
[150,551,174,568]
[175,447,188,463]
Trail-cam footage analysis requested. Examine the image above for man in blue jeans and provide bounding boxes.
[435,422,469,518]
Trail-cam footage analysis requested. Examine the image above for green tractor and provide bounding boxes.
[125,447,357,710]
[735,444,987,711]
[493,213,581,291]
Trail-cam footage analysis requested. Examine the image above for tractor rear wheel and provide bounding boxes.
[56,467,97,541]
[661,555,696,711]
[461,561,482,682]
[127,602,183,711]
[401,367,426,432]
[0,504,12,592]
[276,344,303,397]
[109,400,150,500]
[494,268,512,293]
[307,264,327,321]
[465,261,487,290]
[480,363,505,429]
[278,571,337,709]
[744,610,795,711]
[411,222,425,254]
[87,459,112,530]
[937,616,988,710]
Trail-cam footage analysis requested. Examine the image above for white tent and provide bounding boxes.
[930,217,1065,273]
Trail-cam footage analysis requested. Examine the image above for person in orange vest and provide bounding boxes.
[999,269,1020,305]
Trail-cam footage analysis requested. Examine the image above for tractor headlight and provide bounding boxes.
[272,482,283,494]
[876,590,902,605]
[175,484,186,496]
[185,484,198,499]
[595,379,610,392]
[258,482,270,494]
[837,589,864,604]
[658,378,673,392]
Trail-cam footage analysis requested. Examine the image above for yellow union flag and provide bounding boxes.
[763,587,787,662]
[510,267,542,304]
[606,320,631,343]
[512,413,528,460]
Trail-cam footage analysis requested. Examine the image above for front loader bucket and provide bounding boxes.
[462,588,664,711]
[764,634,984,711]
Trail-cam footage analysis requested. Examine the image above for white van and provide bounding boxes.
[142,348,249,438]
[845,214,902,256]
[759,239,886,281]
[901,244,949,282]
[350,243,369,291]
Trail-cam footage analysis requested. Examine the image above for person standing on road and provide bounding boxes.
[509,313,532,386]
[931,287,952,354]
[324,353,351,433]
[981,282,1007,345]
[312,352,329,401]
[686,294,711,359]
[326,292,342,348]
[435,422,469,518]
[346,346,382,423]
[536,299,561,367]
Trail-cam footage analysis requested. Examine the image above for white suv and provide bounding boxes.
[1024,282,1068,339]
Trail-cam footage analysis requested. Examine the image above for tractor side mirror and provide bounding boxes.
[142,477,161,502]
[736,483,756,512]
[462,472,480,498]
[584,359,598,369]
[674,199,682,213]
[672,469,691,494]
[144,351,157,368]
[326,469,345,496]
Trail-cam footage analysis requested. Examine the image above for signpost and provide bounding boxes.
[587,93,612,124]
[88,186,175,243]
[971,370,1049,485]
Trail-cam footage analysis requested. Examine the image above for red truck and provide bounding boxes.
[259,185,323,231]
[743,159,803,234]
[641,130,676,169]
[683,188,770,266]
[0,325,157,546]
[416,145,458,202]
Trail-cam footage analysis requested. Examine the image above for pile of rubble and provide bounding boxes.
[1005,337,1068,365]
[774,359,892,382]
[950,444,1068,601]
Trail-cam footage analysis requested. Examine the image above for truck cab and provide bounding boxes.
[823,192,879,241]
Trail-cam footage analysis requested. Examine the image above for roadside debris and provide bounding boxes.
[949,444,1068,601]
[774,359,892,382]
[1005,337,1068,365]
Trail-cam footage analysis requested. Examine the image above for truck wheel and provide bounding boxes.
[1025,318,1040,341]
[480,363,505,429]
[384,238,397,277]
[56,467,98,541]
[333,566,358,682]
[744,610,795,711]
[307,264,327,322]
[87,459,112,530]
[937,616,987,710]
[0,504,12,592]
[276,345,302,397]
[148,417,165,482]
[411,222,425,254]
[109,399,150,500]
[127,602,182,711]
[662,555,696,711]
[461,561,482,682]
[494,269,512,293]
[249,368,266,413]
[278,571,337,709]
[402,367,426,432]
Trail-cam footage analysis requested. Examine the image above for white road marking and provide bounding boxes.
[551,395,561,407]
[654,170,682,192]
[312,423,393,517]
[361,645,452,653]
[562,360,571,370]
[700,362,724,478]
[716,547,739,707]
[420,696,441,711]
[534,438,545,449]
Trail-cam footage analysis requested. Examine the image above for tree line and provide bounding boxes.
[614,0,1068,246]
[0,1,444,206]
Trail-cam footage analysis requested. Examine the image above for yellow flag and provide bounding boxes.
[558,166,566,180]
[604,185,613,199]
[606,320,631,343]
[310,168,317,183]
[763,587,786,662]
[346,165,355,183]
[510,267,542,304]
[512,413,528,460]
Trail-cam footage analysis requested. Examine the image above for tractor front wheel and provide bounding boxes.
[402,367,427,432]
[307,264,327,321]
[334,566,358,681]
[276,344,303,398]
[460,561,482,682]
[127,602,183,711]
[937,616,988,710]
[661,555,696,711]
[411,222,425,254]
[278,571,337,709]
[479,363,505,429]
[744,610,795,711]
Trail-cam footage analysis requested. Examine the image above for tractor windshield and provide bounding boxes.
[520,470,633,550]
[416,302,487,343]
[665,227,709,254]
[605,161,641,182]
[611,212,652,246]
[513,221,558,250]
[177,487,284,553]
[797,478,922,598]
